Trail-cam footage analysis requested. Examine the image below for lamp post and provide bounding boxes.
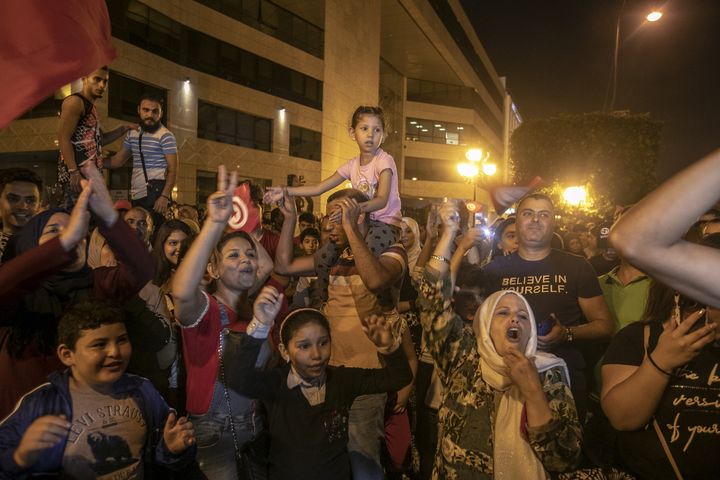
[604,1,664,111]
[457,148,496,202]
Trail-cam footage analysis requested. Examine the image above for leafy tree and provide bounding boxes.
[510,111,662,217]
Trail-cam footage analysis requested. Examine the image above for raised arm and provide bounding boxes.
[172,166,237,325]
[273,189,316,276]
[0,184,90,299]
[79,164,154,297]
[265,173,345,204]
[339,198,403,294]
[417,202,477,379]
[610,148,720,306]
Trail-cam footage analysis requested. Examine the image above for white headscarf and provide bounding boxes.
[401,217,422,272]
[473,290,570,480]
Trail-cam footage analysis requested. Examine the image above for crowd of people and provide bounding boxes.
[0,66,719,480]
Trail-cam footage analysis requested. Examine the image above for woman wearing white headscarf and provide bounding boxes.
[417,201,581,479]
[401,217,422,272]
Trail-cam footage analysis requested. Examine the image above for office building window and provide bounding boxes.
[196,169,218,207]
[108,71,168,124]
[289,125,321,161]
[404,156,464,183]
[407,78,502,140]
[405,117,480,146]
[19,96,63,119]
[195,0,324,58]
[108,0,323,110]
[197,100,272,151]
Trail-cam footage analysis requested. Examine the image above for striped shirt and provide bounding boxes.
[123,125,177,199]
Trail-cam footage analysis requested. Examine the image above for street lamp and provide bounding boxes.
[458,150,496,202]
[563,186,587,207]
[482,163,497,176]
[604,2,664,111]
[646,11,663,22]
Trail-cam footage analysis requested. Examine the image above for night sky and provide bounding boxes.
[461,0,720,181]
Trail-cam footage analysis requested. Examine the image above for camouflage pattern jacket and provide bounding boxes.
[417,267,582,479]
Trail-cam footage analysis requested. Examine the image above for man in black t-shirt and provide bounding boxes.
[483,193,614,418]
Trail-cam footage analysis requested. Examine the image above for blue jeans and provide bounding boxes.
[348,393,387,480]
[191,411,260,480]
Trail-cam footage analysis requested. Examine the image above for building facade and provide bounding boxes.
[0,0,520,216]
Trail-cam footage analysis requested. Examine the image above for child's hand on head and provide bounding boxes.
[163,411,195,454]
[361,314,394,350]
[13,415,71,468]
[253,286,284,326]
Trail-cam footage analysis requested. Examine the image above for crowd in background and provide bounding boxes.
[0,69,719,480]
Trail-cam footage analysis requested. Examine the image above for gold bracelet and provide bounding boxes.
[431,254,450,264]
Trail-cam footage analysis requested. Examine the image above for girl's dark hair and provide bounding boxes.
[491,216,515,258]
[152,220,194,286]
[351,106,385,129]
[280,308,331,346]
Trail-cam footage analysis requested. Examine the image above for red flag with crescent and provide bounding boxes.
[228,183,260,233]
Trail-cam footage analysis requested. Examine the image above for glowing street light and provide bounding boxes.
[466,148,483,162]
[646,11,663,22]
[605,3,664,111]
[563,186,587,207]
[457,162,479,179]
[482,163,497,176]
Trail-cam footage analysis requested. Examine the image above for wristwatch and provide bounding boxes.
[564,327,574,343]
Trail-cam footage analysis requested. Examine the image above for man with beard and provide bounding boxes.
[108,93,177,228]
[0,168,43,264]
[58,66,133,210]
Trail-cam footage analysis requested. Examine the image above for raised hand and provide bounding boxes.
[253,285,284,326]
[337,197,361,229]
[361,314,394,350]
[59,181,91,252]
[163,411,195,454]
[438,201,460,234]
[652,309,716,372]
[263,186,284,205]
[79,163,118,226]
[426,205,440,241]
[278,187,297,221]
[206,165,238,224]
[457,227,485,251]
[13,415,70,468]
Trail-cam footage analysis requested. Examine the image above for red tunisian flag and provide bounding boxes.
[0,0,116,128]
[228,183,261,234]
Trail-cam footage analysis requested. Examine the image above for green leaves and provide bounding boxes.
[511,112,662,217]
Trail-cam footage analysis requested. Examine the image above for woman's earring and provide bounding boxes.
[673,292,682,324]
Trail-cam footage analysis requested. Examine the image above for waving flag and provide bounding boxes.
[0,0,116,128]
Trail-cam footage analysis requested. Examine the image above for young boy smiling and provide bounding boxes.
[0,298,195,478]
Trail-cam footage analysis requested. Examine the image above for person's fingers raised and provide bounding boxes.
[217,164,228,192]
